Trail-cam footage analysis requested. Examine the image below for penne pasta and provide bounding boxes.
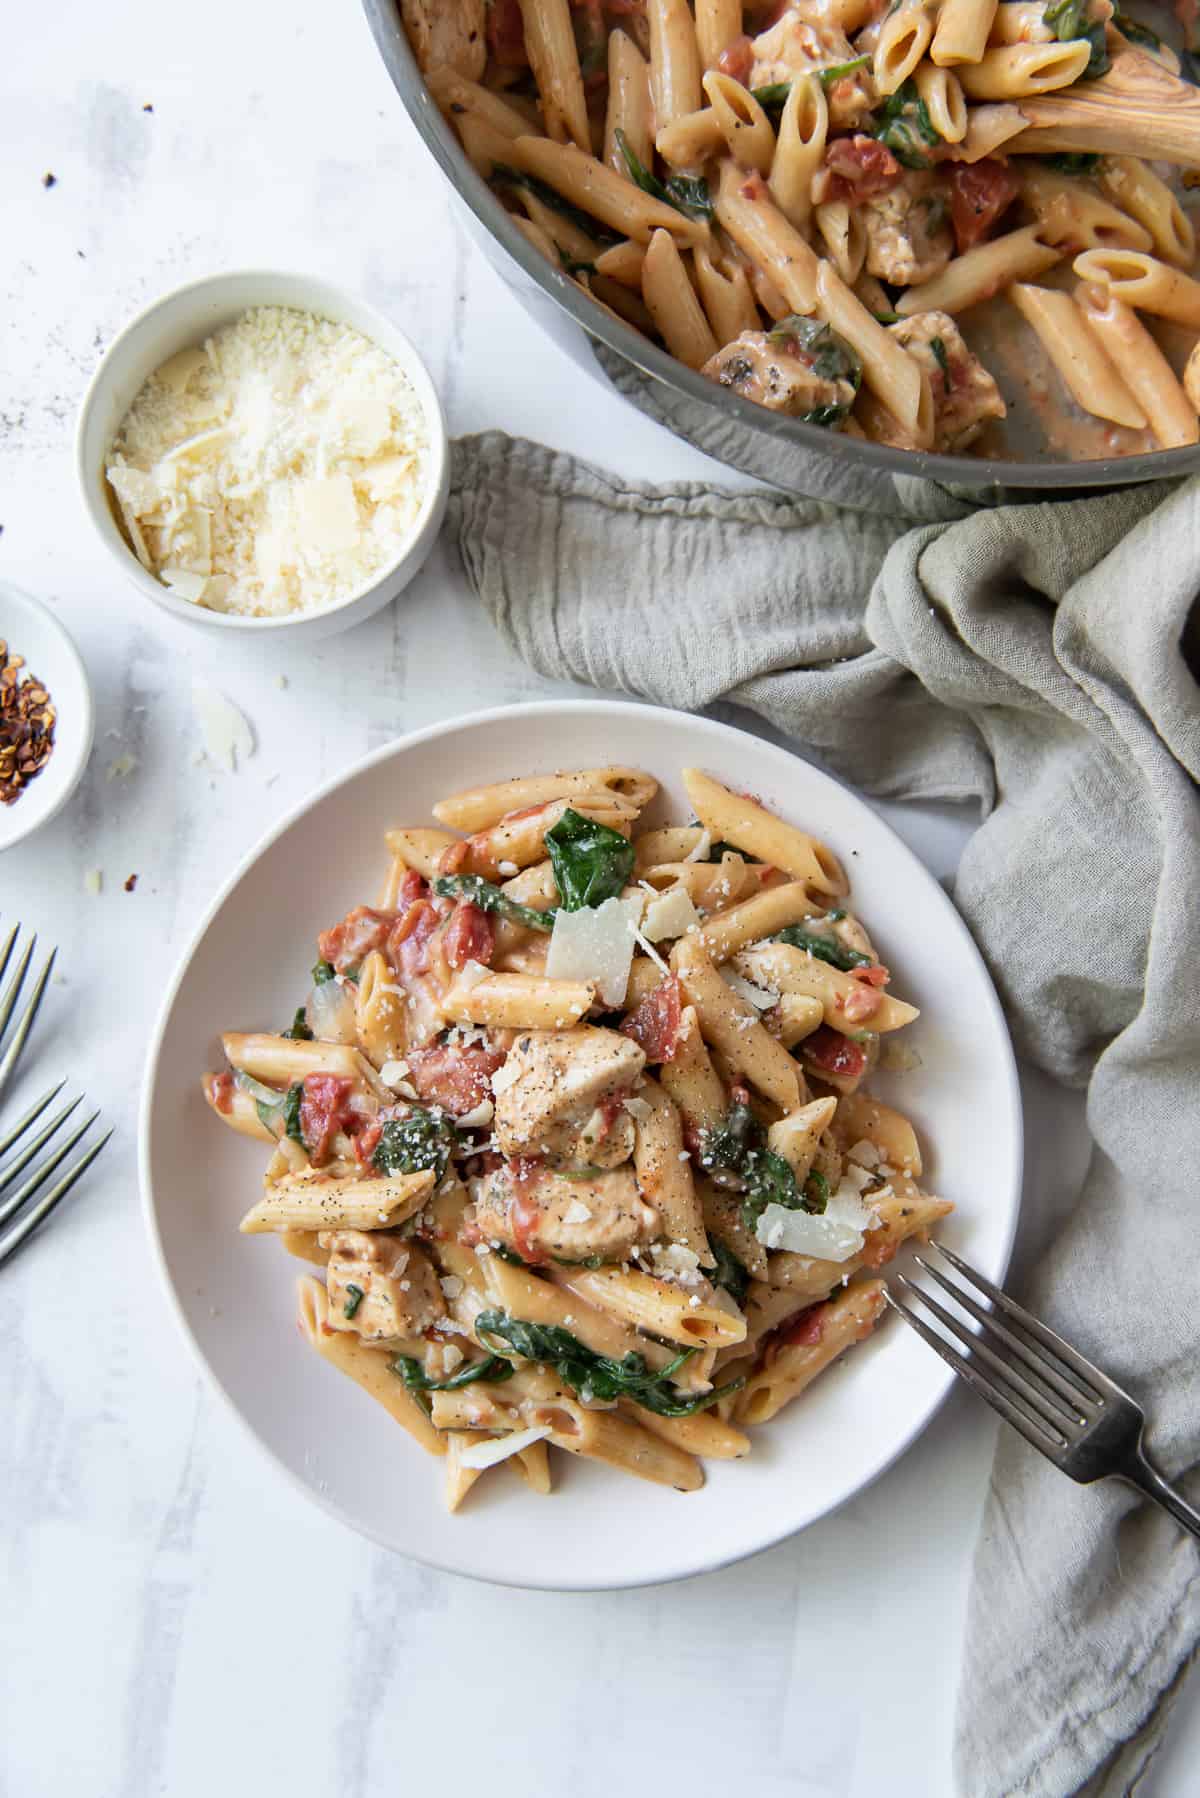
[682,768,847,893]
[647,0,704,131]
[1008,282,1148,428]
[1098,157,1195,268]
[240,1168,435,1235]
[1075,282,1199,447]
[957,39,1091,99]
[297,1276,445,1456]
[932,0,999,67]
[771,76,828,231]
[895,224,1062,317]
[605,29,654,176]
[702,70,776,174]
[673,934,803,1112]
[441,969,596,1029]
[1073,247,1200,327]
[735,1281,887,1424]
[517,0,591,151]
[733,940,920,1034]
[642,229,720,369]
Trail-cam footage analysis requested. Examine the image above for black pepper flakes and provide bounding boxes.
[42,172,57,189]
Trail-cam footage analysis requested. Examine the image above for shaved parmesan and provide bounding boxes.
[456,1099,495,1129]
[683,830,712,863]
[563,1198,593,1225]
[847,1138,881,1169]
[192,682,254,773]
[647,1241,704,1286]
[755,1205,865,1260]
[546,895,641,1007]
[378,1059,411,1088]
[632,927,669,974]
[83,868,103,895]
[641,885,701,944]
[455,959,491,992]
[720,968,779,1012]
[623,1094,652,1122]
[458,1424,552,1471]
[491,1058,520,1096]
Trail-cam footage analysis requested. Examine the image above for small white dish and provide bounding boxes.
[75,270,449,644]
[0,583,93,852]
[140,700,1023,1589]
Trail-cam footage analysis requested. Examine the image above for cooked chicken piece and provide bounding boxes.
[473,1163,658,1264]
[400,0,486,80]
[888,311,1006,451]
[702,331,858,420]
[492,1026,646,1165]
[321,1229,446,1341]
[750,4,875,129]
[862,173,953,287]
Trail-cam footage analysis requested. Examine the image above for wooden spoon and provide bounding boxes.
[1010,41,1200,167]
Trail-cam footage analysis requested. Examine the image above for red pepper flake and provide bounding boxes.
[0,639,56,805]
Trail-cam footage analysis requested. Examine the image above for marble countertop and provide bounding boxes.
[2,3,1196,1793]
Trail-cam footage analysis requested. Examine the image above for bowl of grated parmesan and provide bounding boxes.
[76,271,449,640]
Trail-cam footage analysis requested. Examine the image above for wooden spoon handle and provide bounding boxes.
[1010,43,1200,168]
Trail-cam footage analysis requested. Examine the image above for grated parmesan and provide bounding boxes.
[106,307,430,618]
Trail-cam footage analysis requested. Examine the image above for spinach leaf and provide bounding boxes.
[698,1101,831,1233]
[390,1352,515,1392]
[872,79,942,168]
[372,1108,462,1181]
[773,923,873,971]
[492,1243,535,1267]
[874,310,902,324]
[1112,8,1160,48]
[433,871,556,932]
[343,1283,365,1320]
[803,1168,831,1213]
[1037,151,1101,173]
[708,1236,750,1305]
[544,807,636,910]
[283,1005,313,1041]
[492,163,618,245]
[929,335,950,374]
[236,1073,307,1147]
[473,1311,744,1416]
[1043,0,1110,75]
[614,128,713,220]
[751,81,791,118]
[312,959,336,984]
[819,54,870,84]
[767,316,863,424]
[706,837,748,861]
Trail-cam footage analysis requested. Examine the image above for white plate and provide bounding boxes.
[140,701,1022,1589]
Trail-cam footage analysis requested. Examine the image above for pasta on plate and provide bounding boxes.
[204,764,952,1511]
[400,0,1200,460]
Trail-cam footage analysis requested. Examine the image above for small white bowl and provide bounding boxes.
[0,583,94,851]
[75,270,450,644]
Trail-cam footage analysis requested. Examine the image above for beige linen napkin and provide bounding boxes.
[449,429,1200,1798]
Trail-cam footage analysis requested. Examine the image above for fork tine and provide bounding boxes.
[0,1095,83,1198]
[0,923,19,989]
[0,1128,112,1267]
[895,1273,1081,1440]
[912,1253,1098,1417]
[0,1079,66,1160]
[0,946,57,1106]
[884,1288,1069,1452]
[927,1241,1109,1403]
[0,1108,100,1232]
[0,932,36,1043]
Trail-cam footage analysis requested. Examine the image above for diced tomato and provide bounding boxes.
[820,135,902,205]
[803,1026,867,1079]
[406,1042,506,1116]
[443,900,496,971]
[498,800,551,825]
[948,159,1020,254]
[782,1303,827,1349]
[853,963,890,987]
[209,1071,234,1115]
[299,1073,356,1166]
[395,868,426,911]
[438,838,469,876]
[621,975,682,1062]
[860,1232,898,1270]
[487,0,527,65]
[717,33,754,83]
[841,982,882,1025]
[318,905,398,973]
[387,898,441,976]
[508,1157,549,1265]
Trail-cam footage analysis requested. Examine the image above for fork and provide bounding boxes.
[0,921,57,1109]
[0,922,111,1267]
[886,1241,1200,1540]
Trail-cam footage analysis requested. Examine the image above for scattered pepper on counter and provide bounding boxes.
[124,874,139,892]
[0,640,56,805]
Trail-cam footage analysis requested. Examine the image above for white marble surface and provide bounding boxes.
[2,4,1197,1793]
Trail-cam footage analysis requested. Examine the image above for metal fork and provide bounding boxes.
[887,1241,1200,1540]
[0,921,58,1108]
[0,1081,112,1267]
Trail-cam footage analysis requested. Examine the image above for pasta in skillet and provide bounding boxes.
[404,0,1200,459]
[204,765,951,1511]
